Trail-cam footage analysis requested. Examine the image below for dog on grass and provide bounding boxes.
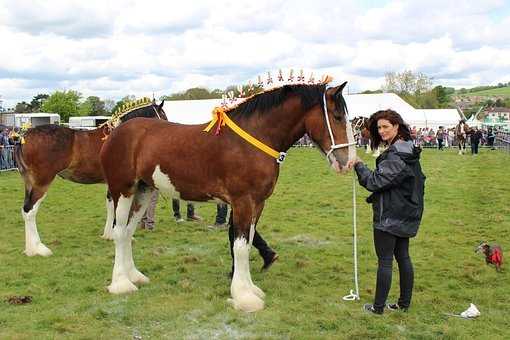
[476,242,503,272]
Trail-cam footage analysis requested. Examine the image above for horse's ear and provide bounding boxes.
[334,81,348,96]
[158,99,165,110]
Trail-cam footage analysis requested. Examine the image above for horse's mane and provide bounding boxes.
[119,103,157,123]
[227,84,325,118]
[99,98,158,128]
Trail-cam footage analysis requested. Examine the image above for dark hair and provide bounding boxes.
[368,109,411,149]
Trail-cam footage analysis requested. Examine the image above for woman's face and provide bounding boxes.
[377,118,399,143]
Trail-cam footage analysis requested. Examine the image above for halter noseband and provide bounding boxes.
[322,87,357,159]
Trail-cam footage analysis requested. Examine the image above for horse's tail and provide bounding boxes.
[14,143,27,175]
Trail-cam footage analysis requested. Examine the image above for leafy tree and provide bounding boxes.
[41,90,81,122]
[15,101,32,113]
[30,94,49,112]
[431,85,451,108]
[79,96,106,116]
[104,99,116,114]
[382,70,432,96]
[162,87,223,101]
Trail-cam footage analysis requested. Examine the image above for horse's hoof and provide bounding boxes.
[101,234,113,240]
[128,270,150,285]
[107,277,138,294]
[250,284,265,299]
[228,292,265,312]
[24,243,53,257]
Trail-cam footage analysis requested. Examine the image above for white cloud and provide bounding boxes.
[1,0,510,108]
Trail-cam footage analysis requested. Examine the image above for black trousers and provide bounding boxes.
[471,141,479,154]
[373,229,414,311]
[171,199,194,218]
[437,138,444,150]
[227,211,274,275]
[215,203,228,224]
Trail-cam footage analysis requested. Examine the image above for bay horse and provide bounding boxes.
[455,120,471,155]
[351,116,382,157]
[99,81,356,312]
[14,99,167,256]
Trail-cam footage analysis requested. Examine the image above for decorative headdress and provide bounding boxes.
[219,69,333,111]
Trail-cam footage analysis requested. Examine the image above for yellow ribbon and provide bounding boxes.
[203,107,285,162]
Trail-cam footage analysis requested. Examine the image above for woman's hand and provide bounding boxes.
[347,157,363,170]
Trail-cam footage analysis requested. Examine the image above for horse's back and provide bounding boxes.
[21,125,76,179]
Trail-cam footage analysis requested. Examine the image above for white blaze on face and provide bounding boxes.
[152,165,180,198]
[345,119,357,162]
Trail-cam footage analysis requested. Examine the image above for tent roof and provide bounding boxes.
[413,109,461,127]
[162,94,460,128]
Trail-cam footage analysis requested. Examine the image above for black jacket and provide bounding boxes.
[354,140,426,238]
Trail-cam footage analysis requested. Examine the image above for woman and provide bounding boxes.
[347,110,426,315]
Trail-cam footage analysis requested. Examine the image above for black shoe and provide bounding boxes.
[363,303,383,315]
[261,252,279,271]
[187,215,203,222]
[387,303,408,312]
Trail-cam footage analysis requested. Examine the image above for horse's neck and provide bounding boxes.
[236,104,307,152]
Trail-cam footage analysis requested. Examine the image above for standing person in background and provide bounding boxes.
[487,127,496,150]
[470,127,483,155]
[209,203,229,228]
[172,199,202,222]
[347,109,426,315]
[139,191,159,230]
[436,127,445,151]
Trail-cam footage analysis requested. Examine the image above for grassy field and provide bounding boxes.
[1,148,509,339]
[462,86,510,97]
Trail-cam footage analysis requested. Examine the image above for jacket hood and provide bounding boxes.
[390,140,421,164]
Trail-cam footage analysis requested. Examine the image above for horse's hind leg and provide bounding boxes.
[108,184,152,294]
[228,198,265,312]
[124,185,153,285]
[101,191,115,240]
[22,185,52,256]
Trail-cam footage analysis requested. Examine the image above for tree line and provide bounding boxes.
[5,71,508,122]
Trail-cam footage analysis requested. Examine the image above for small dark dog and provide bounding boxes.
[476,242,503,272]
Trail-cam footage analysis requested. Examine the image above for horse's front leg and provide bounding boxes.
[228,199,265,312]
[22,185,52,257]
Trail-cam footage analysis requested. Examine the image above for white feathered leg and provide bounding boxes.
[229,223,265,312]
[101,195,115,240]
[23,194,53,257]
[108,194,138,294]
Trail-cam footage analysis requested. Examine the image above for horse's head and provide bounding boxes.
[118,99,168,125]
[305,82,356,173]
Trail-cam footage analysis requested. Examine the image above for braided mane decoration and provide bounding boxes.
[219,69,334,113]
[101,97,153,129]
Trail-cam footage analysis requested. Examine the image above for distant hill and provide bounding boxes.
[459,86,510,97]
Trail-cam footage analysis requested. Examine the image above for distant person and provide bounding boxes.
[209,202,228,228]
[470,127,483,155]
[436,127,445,151]
[172,199,201,222]
[139,190,159,230]
[487,127,496,150]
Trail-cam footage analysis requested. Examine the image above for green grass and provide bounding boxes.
[1,148,509,339]
[462,86,510,97]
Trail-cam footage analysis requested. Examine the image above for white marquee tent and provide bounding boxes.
[163,94,461,129]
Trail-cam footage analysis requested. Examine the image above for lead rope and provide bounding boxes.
[343,171,360,301]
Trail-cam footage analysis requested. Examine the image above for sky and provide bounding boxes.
[1,0,510,108]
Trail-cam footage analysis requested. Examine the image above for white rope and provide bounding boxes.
[343,172,360,301]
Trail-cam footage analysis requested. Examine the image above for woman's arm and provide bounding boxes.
[354,155,411,192]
